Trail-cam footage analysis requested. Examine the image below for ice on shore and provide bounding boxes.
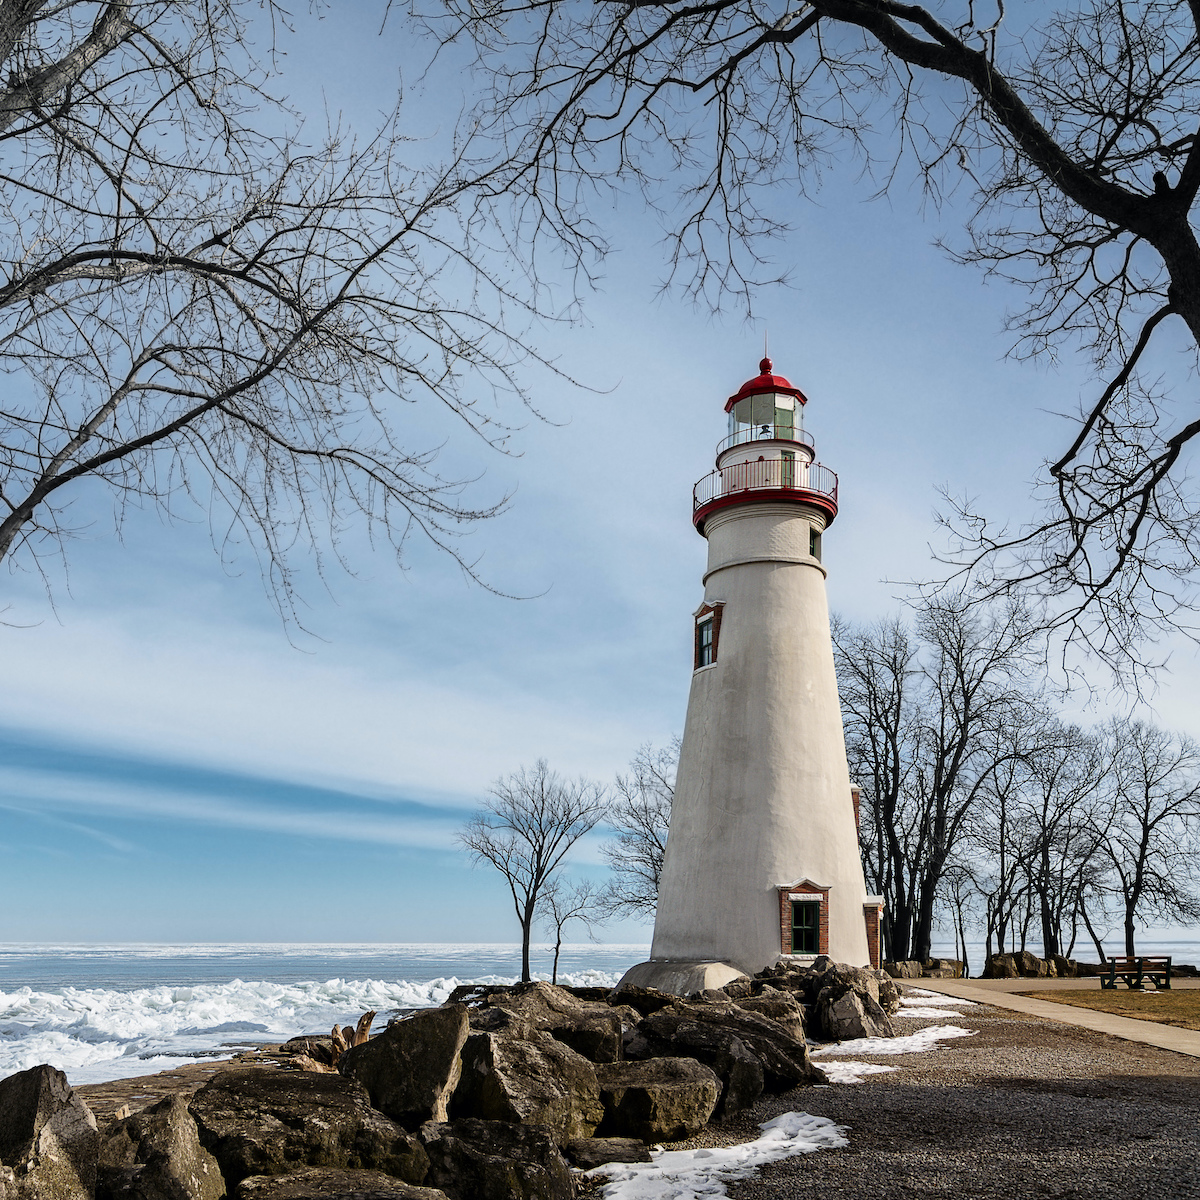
[586,1111,848,1199]
[0,968,623,1086]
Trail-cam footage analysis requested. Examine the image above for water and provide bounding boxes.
[0,942,649,1087]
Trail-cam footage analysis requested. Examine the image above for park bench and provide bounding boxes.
[1100,955,1172,990]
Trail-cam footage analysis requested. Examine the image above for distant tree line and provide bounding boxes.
[834,597,1200,970]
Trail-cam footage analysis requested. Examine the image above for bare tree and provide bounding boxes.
[598,739,678,919]
[832,614,920,961]
[538,877,601,985]
[836,595,1039,961]
[459,760,607,981]
[1019,725,1109,958]
[1095,720,1200,956]
[0,3,556,620]
[420,1,1200,671]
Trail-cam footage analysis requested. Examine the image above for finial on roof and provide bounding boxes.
[759,356,772,375]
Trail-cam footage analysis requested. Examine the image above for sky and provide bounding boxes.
[3,5,1200,946]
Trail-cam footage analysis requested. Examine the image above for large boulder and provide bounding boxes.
[459,983,623,1064]
[729,987,806,1041]
[236,1169,447,1200]
[450,1029,602,1143]
[631,999,823,1092]
[628,1020,763,1118]
[815,986,895,1041]
[806,962,895,1041]
[419,1119,573,1200]
[0,1065,100,1200]
[98,1095,224,1200]
[593,1059,719,1143]
[341,1007,469,1127]
[189,1070,427,1189]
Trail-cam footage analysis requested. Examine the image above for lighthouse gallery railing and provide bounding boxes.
[693,459,838,512]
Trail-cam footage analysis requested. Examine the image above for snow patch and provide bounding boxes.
[902,989,977,1005]
[585,1111,848,1199]
[816,1060,898,1085]
[810,1024,976,1057]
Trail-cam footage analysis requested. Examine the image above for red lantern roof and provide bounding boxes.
[724,357,809,413]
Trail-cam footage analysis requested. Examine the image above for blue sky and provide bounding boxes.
[4,6,1200,945]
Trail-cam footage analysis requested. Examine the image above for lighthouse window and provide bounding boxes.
[791,901,820,955]
[809,527,822,561]
[696,616,715,667]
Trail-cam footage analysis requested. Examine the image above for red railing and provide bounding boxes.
[693,459,838,512]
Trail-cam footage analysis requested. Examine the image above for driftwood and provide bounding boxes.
[292,1011,377,1072]
[332,1010,377,1056]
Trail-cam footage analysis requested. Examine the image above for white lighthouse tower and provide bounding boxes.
[622,358,882,996]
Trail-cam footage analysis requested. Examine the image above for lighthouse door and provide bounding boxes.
[790,901,820,954]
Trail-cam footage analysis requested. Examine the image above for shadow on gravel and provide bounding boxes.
[727,1081,1200,1200]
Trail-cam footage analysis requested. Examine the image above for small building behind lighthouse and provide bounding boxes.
[622,358,883,996]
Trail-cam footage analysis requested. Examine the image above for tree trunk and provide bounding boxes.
[1124,910,1137,958]
[1079,896,1107,963]
[521,905,535,982]
[912,887,937,964]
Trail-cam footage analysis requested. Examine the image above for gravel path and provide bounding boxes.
[705,996,1200,1200]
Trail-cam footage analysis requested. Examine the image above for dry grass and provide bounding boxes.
[1021,988,1200,1031]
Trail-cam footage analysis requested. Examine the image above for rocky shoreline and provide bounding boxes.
[0,957,897,1200]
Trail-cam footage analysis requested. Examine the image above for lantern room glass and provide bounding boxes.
[728,393,799,440]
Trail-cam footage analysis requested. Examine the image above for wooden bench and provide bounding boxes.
[1100,955,1172,990]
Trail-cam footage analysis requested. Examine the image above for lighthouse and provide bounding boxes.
[621,359,883,996]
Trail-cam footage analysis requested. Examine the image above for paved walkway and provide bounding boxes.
[911,976,1200,1059]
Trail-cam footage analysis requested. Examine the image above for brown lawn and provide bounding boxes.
[1020,989,1200,1031]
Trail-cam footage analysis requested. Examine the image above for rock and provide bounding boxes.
[189,1069,428,1189]
[450,1029,602,1143]
[815,985,895,1041]
[593,1058,719,1142]
[341,1006,469,1127]
[983,952,1059,979]
[420,1119,573,1200]
[719,980,755,1001]
[236,1169,447,1199]
[922,959,963,978]
[562,1139,651,1170]
[633,999,823,1092]
[608,986,676,1019]
[730,988,806,1041]
[0,1064,100,1200]
[473,983,623,1064]
[882,961,923,979]
[631,1020,763,1118]
[558,987,613,1004]
[98,1095,224,1200]
[279,1037,336,1067]
[876,973,902,1017]
[981,953,1020,979]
